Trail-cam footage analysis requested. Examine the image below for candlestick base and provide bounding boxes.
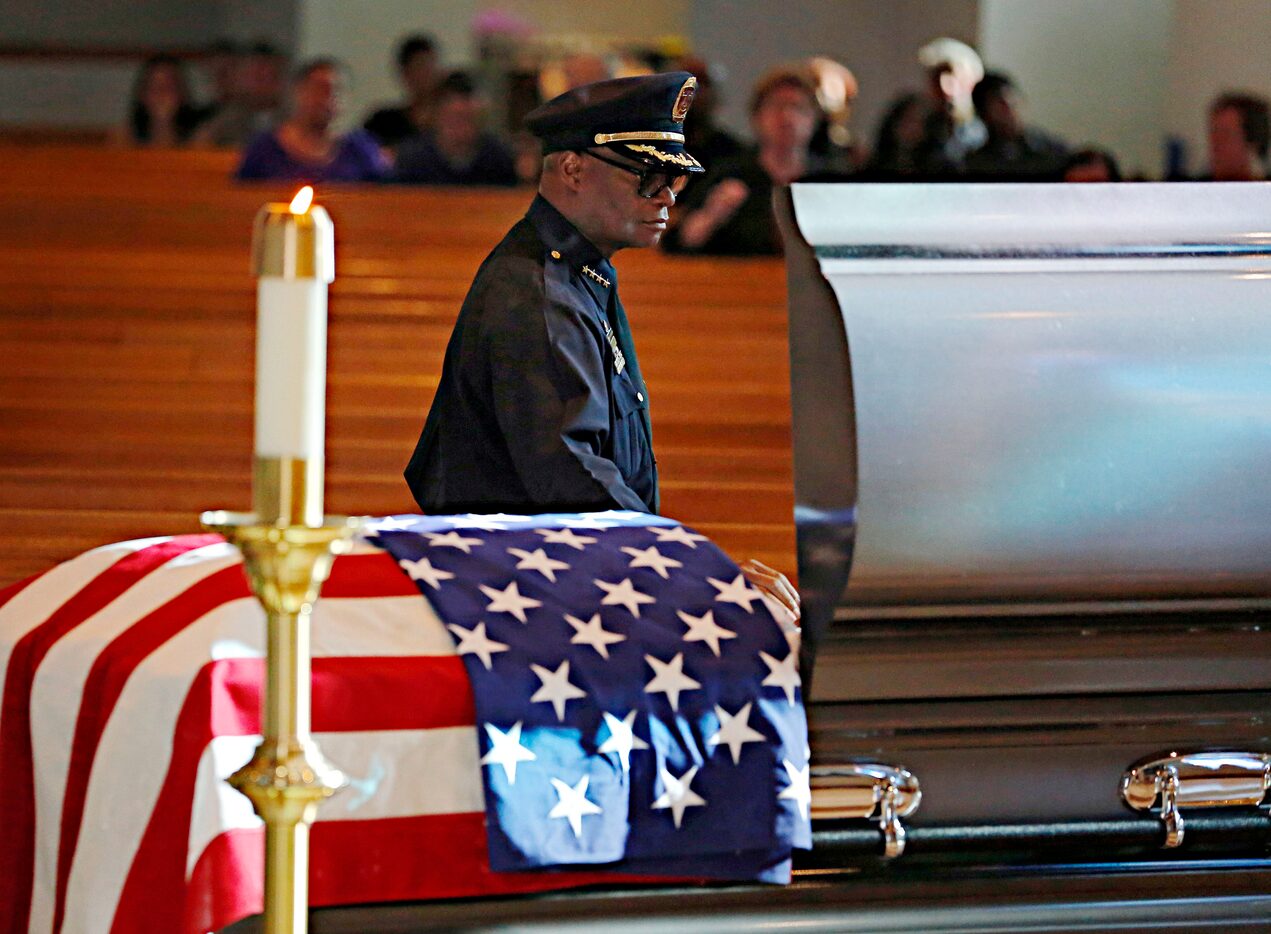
[200,510,362,934]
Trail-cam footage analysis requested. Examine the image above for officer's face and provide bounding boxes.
[577,153,676,254]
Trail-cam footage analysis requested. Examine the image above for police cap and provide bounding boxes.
[525,71,705,174]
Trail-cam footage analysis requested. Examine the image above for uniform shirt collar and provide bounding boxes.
[527,194,608,276]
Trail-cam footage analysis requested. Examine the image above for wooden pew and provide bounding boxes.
[0,146,794,589]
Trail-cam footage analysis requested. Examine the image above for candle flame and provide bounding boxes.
[289,186,314,214]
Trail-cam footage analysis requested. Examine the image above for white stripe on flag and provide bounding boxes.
[27,543,239,934]
[60,578,449,934]
[0,537,173,704]
[186,726,483,878]
[311,594,455,658]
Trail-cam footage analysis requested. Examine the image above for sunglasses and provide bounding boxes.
[581,149,691,199]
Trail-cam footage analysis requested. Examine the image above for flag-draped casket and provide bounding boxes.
[0,512,807,934]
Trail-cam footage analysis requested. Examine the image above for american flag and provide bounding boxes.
[369,511,810,883]
[0,514,806,934]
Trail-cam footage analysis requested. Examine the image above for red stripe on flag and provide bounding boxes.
[0,535,220,934]
[112,653,475,932]
[180,817,662,934]
[51,562,252,934]
[322,550,421,597]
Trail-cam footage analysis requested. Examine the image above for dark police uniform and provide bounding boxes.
[405,72,705,516]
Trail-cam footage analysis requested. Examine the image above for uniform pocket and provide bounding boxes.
[610,372,651,482]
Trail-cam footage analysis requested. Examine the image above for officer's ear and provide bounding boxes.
[557,151,586,192]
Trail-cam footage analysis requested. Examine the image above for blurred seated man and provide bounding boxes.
[195,41,285,148]
[115,55,204,147]
[858,92,930,180]
[194,39,240,125]
[915,36,986,174]
[663,65,822,256]
[236,58,387,183]
[964,71,1068,180]
[363,33,440,151]
[1062,147,1122,183]
[393,71,518,186]
[1206,92,1269,181]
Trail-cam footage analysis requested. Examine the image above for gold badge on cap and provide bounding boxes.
[672,77,697,122]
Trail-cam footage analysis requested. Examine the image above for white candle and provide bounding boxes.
[251,187,335,527]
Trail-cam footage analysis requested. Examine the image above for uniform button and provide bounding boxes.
[550,250,561,260]
[637,392,644,402]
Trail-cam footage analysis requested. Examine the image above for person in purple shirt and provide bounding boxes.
[236,57,387,183]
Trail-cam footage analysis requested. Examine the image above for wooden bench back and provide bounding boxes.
[0,146,794,588]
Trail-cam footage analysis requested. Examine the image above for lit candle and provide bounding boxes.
[250,186,335,527]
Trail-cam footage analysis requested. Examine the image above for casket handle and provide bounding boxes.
[810,761,921,859]
[1120,750,1271,848]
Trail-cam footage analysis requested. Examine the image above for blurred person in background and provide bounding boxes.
[664,65,822,256]
[964,71,1068,180]
[195,39,240,125]
[859,92,930,179]
[1206,92,1269,180]
[364,34,441,151]
[393,71,518,186]
[196,42,286,147]
[236,58,387,183]
[672,55,742,169]
[915,36,985,174]
[116,55,204,147]
[806,56,864,174]
[1062,147,1121,182]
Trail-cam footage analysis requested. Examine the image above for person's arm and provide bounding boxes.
[486,297,650,513]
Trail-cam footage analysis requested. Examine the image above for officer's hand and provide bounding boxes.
[739,558,800,627]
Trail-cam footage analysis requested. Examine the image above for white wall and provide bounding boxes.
[1165,0,1271,178]
[979,0,1174,178]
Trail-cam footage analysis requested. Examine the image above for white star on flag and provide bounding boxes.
[652,525,709,548]
[676,609,736,657]
[621,545,683,579]
[560,514,620,530]
[595,577,656,617]
[401,555,455,590]
[708,702,766,764]
[480,581,542,623]
[760,649,802,705]
[594,509,650,520]
[779,758,812,820]
[708,574,765,612]
[507,547,571,582]
[480,721,536,784]
[651,765,707,828]
[597,710,649,771]
[361,515,418,538]
[424,530,483,554]
[535,527,597,550]
[447,514,514,531]
[548,775,603,839]
[565,613,626,659]
[530,660,587,720]
[643,652,701,712]
[446,622,508,670]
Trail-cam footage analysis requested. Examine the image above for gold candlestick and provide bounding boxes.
[201,512,359,934]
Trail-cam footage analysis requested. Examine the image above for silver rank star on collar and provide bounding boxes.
[581,265,611,288]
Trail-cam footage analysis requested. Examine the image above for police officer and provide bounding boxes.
[404,71,799,620]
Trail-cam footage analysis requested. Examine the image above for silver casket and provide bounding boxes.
[778,182,1271,917]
